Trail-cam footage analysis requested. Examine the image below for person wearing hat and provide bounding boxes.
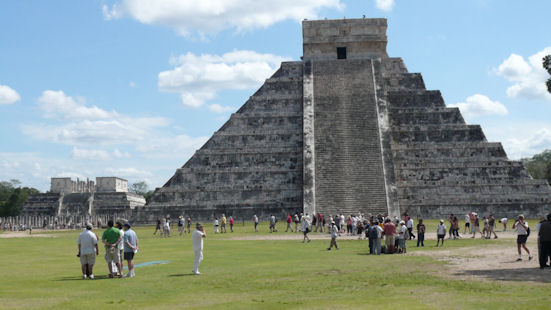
[77,222,98,279]
[192,223,206,275]
[397,220,407,253]
[436,220,446,247]
[178,216,185,236]
[122,222,138,277]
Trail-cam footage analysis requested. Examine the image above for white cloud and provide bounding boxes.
[102,0,343,36]
[495,47,551,102]
[113,149,131,158]
[504,128,551,160]
[375,0,395,11]
[207,104,235,113]
[129,81,136,88]
[71,147,112,160]
[0,85,21,105]
[25,90,170,146]
[158,50,289,108]
[449,94,508,119]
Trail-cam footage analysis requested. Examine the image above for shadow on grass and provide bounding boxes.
[54,275,114,281]
[454,267,551,283]
[168,273,196,277]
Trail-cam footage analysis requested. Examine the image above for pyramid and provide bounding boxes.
[141,18,551,221]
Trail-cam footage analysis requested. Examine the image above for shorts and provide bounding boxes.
[398,238,406,249]
[80,253,96,265]
[303,228,310,235]
[124,251,135,260]
[105,247,121,263]
[385,235,395,247]
[465,222,470,227]
[517,234,528,245]
[437,234,445,239]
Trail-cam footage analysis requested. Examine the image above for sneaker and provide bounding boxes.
[529,255,533,261]
[82,274,87,279]
[89,275,95,280]
[516,258,522,261]
[327,248,331,250]
[194,271,201,275]
[494,236,498,239]
[125,273,133,278]
[108,273,114,278]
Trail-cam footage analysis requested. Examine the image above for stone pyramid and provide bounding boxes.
[142,18,551,221]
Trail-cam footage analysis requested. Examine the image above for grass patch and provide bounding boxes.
[0,222,549,309]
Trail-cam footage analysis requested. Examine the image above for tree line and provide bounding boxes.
[523,150,551,185]
[0,180,40,217]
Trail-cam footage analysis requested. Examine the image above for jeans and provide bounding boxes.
[417,233,425,247]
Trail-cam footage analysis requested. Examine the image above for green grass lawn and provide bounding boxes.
[0,221,549,309]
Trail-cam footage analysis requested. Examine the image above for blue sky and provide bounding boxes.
[1,0,551,191]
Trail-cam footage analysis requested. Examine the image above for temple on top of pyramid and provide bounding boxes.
[140,18,551,221]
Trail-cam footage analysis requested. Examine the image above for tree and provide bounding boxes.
[130,181,149,195]
[544,55,551,94]
[523,149,551,185]
[0,180,40,216]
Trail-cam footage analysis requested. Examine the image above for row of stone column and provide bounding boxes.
[0,212,132,230]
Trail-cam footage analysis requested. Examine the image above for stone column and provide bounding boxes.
[302,60,316,216]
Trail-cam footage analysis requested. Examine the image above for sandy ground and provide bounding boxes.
[0,231,57,238]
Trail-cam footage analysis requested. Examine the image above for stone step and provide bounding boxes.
[383,73,426,91]
[388,90,446,108]
[389,107,465,126]
[391,124,485,143]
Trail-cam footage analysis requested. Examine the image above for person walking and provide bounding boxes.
[178,216,185,236]
[406,217,415,239]
[463,214,470,234]
[513,215,533,261]
[397,221,407,253]
[315,213,324,233]
[77,222,98,279]
[327,223,339,250]
[500,217,508,231]
[253,215,259,232]
[294,213,300,233]
[537,213,551,269]
[122,222,138,278]
[154,219,161,235]
[285,213,294,232]
[301,214,311,243]
[471,214,483,238]
[370,220,384,255]
[115,221,125,276]
[186,216,192,234]
[269,214,277,233]
[192,223,206,275]
[101,220,122,278]
[213,218,219,233]
[436,220,446,247]
[229,216,234,233]
[488,214,498,239]
[221,214,227,233]
[417,219,426,247]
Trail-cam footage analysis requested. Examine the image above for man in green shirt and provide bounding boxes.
[102,220,122,278]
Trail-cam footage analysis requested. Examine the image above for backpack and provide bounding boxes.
[369,226,379,239]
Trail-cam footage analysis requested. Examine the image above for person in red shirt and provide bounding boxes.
[285,214,294,232]
[229,216,234,233]
[383,219,396,254]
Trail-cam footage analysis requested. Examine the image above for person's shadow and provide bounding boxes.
[54,275,111,281]
[168,273,196,277]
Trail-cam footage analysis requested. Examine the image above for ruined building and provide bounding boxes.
[141,18,551,220]
[22,177,145,217]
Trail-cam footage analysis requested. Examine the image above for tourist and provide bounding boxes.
[339,214,345,234]
[452,215,460,239]
[192,223,206,275]
[512,215,533,261]
[448,214,455,239]
[406,216,415,239]
[186,216,192,233]
[536,216,546,267]
[122,222,138,277]
[482,216,489,239]
[311,213,317,232]
[253,214,259,232]
[463,214,470,234]
[269,214,277,233]
[154,218,161,235]
[327,223,339,250]
[383,218,396,254]
[213,218,219,233]
[417,219,426,247]
[315,213,324,232]
[115,221,125,276]
[301,213,311,243]
[397,221,407,253]
[102,220,123,278]
[370,220,384,255]
[488,214,498,239]
[294,213,300,233]
[221,214,227,233]
[77,222,98,279]
[499,217,508,231]
[285,213,293,232]
[346,216,353,236]
[229,216,234,232]
[357,219,364,239]
[178,216,185,236]
[537,213,551,269]
[436,220,446,247]
[471,213,483,238]
[163,218,170,237]
[469,212,476,234]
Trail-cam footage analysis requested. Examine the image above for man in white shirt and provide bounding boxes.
[192,223,206,275]
[512,215,533,261]
[397,221,407,253]
[77,222,98,279]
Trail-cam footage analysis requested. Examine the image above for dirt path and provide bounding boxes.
[0,231,57,238]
